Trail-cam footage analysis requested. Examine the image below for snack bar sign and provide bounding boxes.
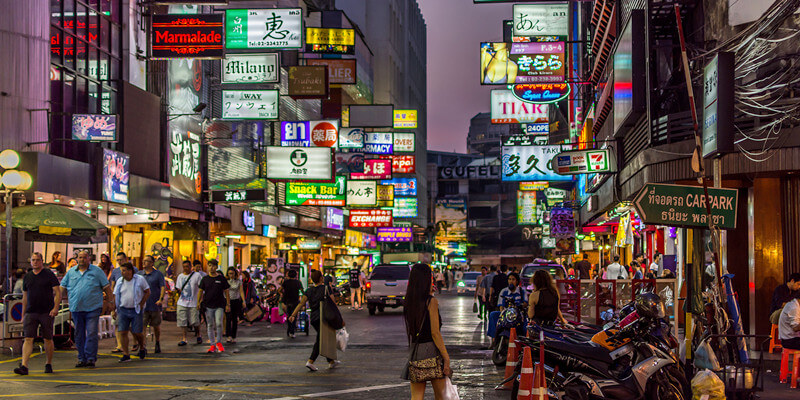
[225,9,303,49]
[222,90,279,119]
[349,209,393,228]
[285,176,346,206]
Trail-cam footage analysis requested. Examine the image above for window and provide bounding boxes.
[370,266,411,281]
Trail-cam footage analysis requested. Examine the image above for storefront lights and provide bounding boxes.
[0,150,20,169]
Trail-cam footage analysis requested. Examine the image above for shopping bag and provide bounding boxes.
[336,327,350,351]
[472,302,478,313]
[694,338,721,371]
[443,377,460,400]
[245,305,264,322]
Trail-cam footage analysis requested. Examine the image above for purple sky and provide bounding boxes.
[417,0,513,153]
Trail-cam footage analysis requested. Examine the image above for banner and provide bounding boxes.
[349,209,393,228]
[284,176,346,206]
[517,190,537,225]
[168,59,203,201]
[550,207,575,239]
[102,149,129,204]
[501,145,572,181]
[265,147,333,181]
[435,198,467,241]
[143,231,174,276]
[346,180,377,206]
[225,8,303,49]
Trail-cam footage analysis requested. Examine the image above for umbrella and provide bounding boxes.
[0,203,107,237]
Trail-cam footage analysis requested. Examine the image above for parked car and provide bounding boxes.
[456,271,481,295]
[366,263,411,315]
[520,259,567,292]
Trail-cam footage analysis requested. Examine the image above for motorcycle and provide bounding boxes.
[506,292,690,400]
[490,302,528,366]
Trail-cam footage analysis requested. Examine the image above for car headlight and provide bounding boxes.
[457,281,465,287]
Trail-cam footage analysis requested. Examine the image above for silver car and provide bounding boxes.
[366,264,411,315]
[457,271,481,295]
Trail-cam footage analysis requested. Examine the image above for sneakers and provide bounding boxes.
[13,364,28,375]
[131,344,139,352]
[305,361,318,372]
[196,336,203,345]
[206,345,217,354]
[86,361,95,368]
[138,347,147,360]
[118,355,131,363]
[44,364,53,374]
[75,361,87,368]
[216,343,225,353]
[328,360,341,369]
[177,340,187,346]
[289,333,296,339]
[154,342,161,354]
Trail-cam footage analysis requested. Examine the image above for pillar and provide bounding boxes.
[752,178,784,335]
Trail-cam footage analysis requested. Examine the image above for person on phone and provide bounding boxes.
[402,263,451,399]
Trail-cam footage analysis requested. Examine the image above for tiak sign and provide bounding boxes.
[491,90,549,123]
[632,183,739,230]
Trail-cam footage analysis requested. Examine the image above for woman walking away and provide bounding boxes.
[225,268,246,344]
[288,270,340,371]
[402,264,451,400]
[528,269,567,326]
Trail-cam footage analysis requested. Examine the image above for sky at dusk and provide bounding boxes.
[417,0,513,153]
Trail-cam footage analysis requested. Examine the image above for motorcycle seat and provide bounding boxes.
[546,339,613,364]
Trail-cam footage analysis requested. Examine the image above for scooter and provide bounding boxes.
[490,302,528,366]
[505,292,690,399]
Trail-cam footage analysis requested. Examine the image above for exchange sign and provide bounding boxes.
[151,14,224,59]
[632,183,739,230]
[364,132,393,154]
[346,180,377,206]
[338,127,364,148]
[284,176,346,206]
[377,227,413,242]
[350,159,392,180]
[265,147,333,182]
[501,145,572,181]
[306,59,357,84]
[394,110,418,129]
[222,53,279,83]
[393,133,415,152]
[554,149,615,175]
[222,90,279,120]
[349,209,393,228]
[281,120,339,147]
[480,42,565,84]
[512,3,569,37]
[72,114,117,141]
[381,178,417,196]
[491,90,549,123]
[225,9,303,49]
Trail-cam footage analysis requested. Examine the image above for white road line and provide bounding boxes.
[270,383,407,399]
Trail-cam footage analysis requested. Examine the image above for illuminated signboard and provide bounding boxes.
[72,114,117,141]
[350,159,392,180]
[221,90,279,119]
[377,227,413,242]
[349,209,393,228]
[346,180,377,206]
[393,110,418,129]
[384,197,418,218]
[480,42,565,84]
[210,189,268,202]
[242,210,256,231]
[491,90,548,123]
[393,132,415,152]
[501,145,572,181]
[262,224,278,238]
[305,27,355,54]
[517,190,538,225]
[222,53,279,83]
[288,66,329,98]
[280,120,339,147]
[381,178,417,196]
[306,59,357,84]
[265,147,334,182]
[337,127,364,148]
[554,149,615,175]
[335,153,364,174]
[284,176,346,206]
[151,14,224,59]
[297,238,321,250]
[523,123,550,135]
[102,148,129,204]
[512,83,571,104]
[377,184,395,207]
[325,207,344,230]
[225,9,303,49]
[364,132,393,154]
[512,3,569,37]
[519,182,548,191]
[380,155,416,174]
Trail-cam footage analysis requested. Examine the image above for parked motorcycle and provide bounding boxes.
[490,302,528,366]
[506,292,690,399]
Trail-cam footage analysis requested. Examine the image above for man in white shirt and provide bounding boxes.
[778,295,800,350]
[604,256,628,280]
[112,263,150,362]
[175,260,204,346]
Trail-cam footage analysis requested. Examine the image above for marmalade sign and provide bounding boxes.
[151,14,224,59]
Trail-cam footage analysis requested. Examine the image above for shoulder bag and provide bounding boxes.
[406,300,445,383]
[322,286,345,330]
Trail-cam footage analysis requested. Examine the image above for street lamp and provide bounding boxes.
[0,149,32,294]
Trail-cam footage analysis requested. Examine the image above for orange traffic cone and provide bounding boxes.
[517,346,534,400]
[531,331,548,400]
[503,327,520,389]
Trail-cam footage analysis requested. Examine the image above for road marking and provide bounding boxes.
[0,388,162,397]
[270,383,407,399]
[0,353,40,364]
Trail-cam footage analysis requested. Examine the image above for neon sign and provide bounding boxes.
[511,83,571,104]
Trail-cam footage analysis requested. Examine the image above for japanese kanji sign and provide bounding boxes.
[225,9,303,49]
[501,145,572,181]
[265,146,333,182]
[346,180,378,207]
[350,159,392,180]
[222,90,279,120]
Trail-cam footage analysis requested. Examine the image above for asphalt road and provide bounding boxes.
[0,291,509,399]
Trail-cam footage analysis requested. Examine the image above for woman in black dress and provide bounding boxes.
[527,269,568,325]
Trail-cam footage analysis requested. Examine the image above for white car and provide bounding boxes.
[366,263,411,315]
[457,271,481,295]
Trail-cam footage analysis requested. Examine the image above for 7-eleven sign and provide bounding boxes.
[587,151,608,171]
[553,149,615,175]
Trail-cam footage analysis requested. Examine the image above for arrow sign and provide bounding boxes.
[633,183,739,230]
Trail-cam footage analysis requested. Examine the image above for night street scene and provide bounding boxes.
[3,0,800,399]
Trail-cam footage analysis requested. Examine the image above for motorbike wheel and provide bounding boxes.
[646,366,690,400]
[492,336,509,366]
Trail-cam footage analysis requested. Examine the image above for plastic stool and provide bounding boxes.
[770,324,783,353]
[779,348,800,387]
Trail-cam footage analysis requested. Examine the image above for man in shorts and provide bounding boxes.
[112,263,150,362]
[139,255,165,353]
[175,260,203,346]
[349,262,362,310]
[14,253,61,375]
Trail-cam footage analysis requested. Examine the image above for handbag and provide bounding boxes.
[245,304,264,322]
[407,300,445,383]
[322,286,345,330]
[472,301,478,313]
